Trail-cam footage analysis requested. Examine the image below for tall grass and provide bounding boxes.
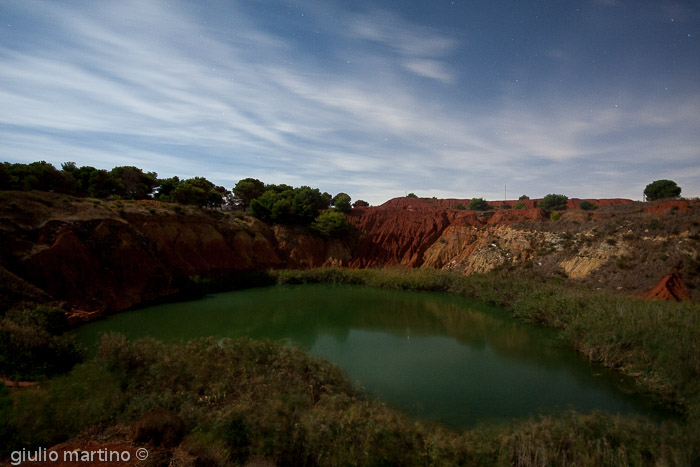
[3,267,700,465]
[273,268,700,414]
[4,335,697,466]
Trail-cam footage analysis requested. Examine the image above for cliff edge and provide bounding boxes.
[1,191,698,317]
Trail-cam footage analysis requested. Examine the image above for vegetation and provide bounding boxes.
[0,306,83,381]
[538,193,568,210]
[519,195,530,200]
[454,202,466,210]
[578,200,598,210]
[232,178,265,211]
[406,192,418,198]
[644,179,682,201]
[352,199,369,208]
[3,269,700,465]
[311,210,352,237]
[331,192,352,213]
[249,185,331,225]
[272,268,700,414]
[169,177,229,208]
[0,162,349,218]
[468,197,490,211]
[0,335,695,465]
[513,201,526,209]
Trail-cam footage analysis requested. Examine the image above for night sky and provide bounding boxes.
[1,0,698,204]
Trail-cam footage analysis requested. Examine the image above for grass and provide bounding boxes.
[3,334,697,466]
[3,267,700,465]
[271,268,700,412]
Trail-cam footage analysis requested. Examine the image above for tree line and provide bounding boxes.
[0,161,368,237]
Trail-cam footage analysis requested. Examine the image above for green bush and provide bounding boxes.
[311,210,351,237]
[550,211,561,221]
[579,200,598,210]
[539,194,568,210]
[332,193,352,214]
[250,185,330,225]
[513,201,526,210]
[644,180,681,201]
[468,197,490,211]
[0,319,83,381]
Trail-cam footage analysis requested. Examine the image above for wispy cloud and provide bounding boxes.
[0,0,698,204]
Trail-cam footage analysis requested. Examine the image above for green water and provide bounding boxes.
[73,284,665,429]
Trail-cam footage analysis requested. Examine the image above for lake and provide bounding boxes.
[72,284,665,429]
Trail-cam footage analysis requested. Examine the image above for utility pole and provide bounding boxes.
[504,184,507,202]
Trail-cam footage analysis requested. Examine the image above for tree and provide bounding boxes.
[578,200,598,211]
[538,194,568,211]
[311,210,351,237]
[406,193,418,198]
[518,195,529,200]
[250,185,331,225]
[110,166,158,200]
[172,177,221,207]
[62,163,98,197]
[332,193,352,213]
[88,169,121,198]
[6,161,76,194]
[644,180,681,201]
[353,200,369,208]
[468,198,490,211]
[0,163,11,190]
[232,178,265,211]
[155,176,181,202]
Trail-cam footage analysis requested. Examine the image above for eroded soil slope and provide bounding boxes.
[349,197,700,299]
[1,191,698,317]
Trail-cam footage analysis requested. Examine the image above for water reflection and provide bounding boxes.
[73,284,666,428]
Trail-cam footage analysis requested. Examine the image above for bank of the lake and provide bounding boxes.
[2,268,699,466]
[72,284,668,430]
[270,268,700,418]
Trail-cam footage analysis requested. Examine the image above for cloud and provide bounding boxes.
[347,8,458,82]
[0,0,698,204]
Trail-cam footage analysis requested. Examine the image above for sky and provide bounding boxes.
[1,0,699,205]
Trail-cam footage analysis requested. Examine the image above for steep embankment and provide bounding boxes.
[1,191,698,317]
[348,197,700,299]
[0,191,352,316]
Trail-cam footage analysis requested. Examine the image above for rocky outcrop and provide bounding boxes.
[642,268,690,301]
[273,225,352,268]
[348,197,699,300]
[348,199,461,268]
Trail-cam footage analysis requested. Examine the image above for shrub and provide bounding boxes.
[644,180,681,201]
[578,200,598,211]
[406,193,417,198]
[311,210,351,237]
[513,201,526,210]
[0,318,83,380]
[332,193,352,213]
[352,200,369,208]
[550,211,561,221]
[133,408,187,447]
[519,195,530,200]
[468,198,490,211]
[539,194,568,210]
[454,202,466,210]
